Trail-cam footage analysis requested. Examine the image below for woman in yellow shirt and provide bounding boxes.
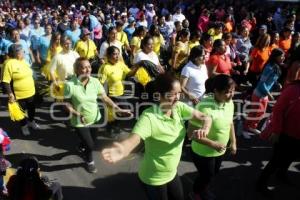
[130,26,147,59]
[74,28,99,73]
[169,29,190,71]
[74,28,98,60]
[41,32,62,81]
[99,46,139,136]
[2,44,39,136]
[116,21,130,51]
[189,30,201,50]
[148,25,165,55]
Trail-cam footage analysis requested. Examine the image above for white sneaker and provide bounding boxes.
[248,127,261,135]
[28,121,41,130]
[242,131,253,139]
[21,125,30,136]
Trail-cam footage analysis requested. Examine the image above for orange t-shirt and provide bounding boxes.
[250,48,270,73]
[268,43,279,52]
[208,54,232,75]
[224,21,233,33]
[279,38,291,54]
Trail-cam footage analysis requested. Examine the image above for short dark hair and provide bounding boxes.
[154,72,179,96]
[8,44,23,58]
[106,46,120,58]
[206,74,235,93]
[268,48,285,65]
[74,57,90,72]
[140,35,153,50]
[189,45,205,62]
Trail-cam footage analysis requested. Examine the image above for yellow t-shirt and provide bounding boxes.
[207,28,223,42]
[130,36,142,54]
[74,39,97,59]
[46,46,63,62]
[117,31,129,47]
[169,41,189,69]
[2,59,35,99]
[99,61,131,96]
[189,41,200,50]
[153,35,165,55]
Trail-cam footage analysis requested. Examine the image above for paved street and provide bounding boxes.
[0,93,299,200]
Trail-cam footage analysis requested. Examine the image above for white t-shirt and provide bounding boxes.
[99,40,123,59]
[50,50,80,81]
[165,20,175,36]
[172,13,185,23]
[137,20,148,28]
[181,61,208,99]
[133,51,160,66]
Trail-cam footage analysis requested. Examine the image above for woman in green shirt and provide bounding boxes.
[101,73,212,200]
[188,74,237,200]
[64,57,131,173]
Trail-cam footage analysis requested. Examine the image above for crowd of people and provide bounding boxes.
[0,0,300,199]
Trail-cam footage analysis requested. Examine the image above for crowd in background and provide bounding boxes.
[0,0,300,200]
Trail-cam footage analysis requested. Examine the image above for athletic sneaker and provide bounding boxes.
[86,161,97,173]
[242,130,254,139]
[21,125,30,136]
[28,121,41,129]
[256,181,273,198]
[248,127,261,135]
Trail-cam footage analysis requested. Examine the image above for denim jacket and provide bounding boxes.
[254,63,281,98]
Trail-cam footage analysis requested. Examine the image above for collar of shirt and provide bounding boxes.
[153,104,178,121]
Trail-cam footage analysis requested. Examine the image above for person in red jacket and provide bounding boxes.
[257,80,300,196]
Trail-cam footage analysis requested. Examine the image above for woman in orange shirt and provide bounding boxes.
[279,27,292,55]
[207,39,233,77]
[248,34,271,88]
[269,31,279,52]
[224,14,234,33]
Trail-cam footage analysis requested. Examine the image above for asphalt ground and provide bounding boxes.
[0,84,299,200]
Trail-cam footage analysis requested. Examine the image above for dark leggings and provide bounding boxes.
[18,96,36,126]
[258,134,300,184]
[191,151,223,195]
[75,127,98,162]
[140,174,184,200]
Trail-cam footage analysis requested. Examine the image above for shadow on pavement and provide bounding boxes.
[5,152,86,172]
[62,173,147,200]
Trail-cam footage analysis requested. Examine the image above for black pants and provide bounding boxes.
[75,127,98,162]
[191,150,223,195]
[140,174,184,200]
[247,71,260,90]
[258,134,300,185]
[18,96,36,126]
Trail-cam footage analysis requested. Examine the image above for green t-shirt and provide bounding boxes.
[132,101,194,186]
[64,76,105,127]
[190,95,234,157]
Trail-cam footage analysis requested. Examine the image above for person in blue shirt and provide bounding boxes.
[9,29,34,65]
[243,48,285,138]
[64,18,81,48]
[124,17,136,42]
[0,28,12,63]
[29,19,45,63]
[37,24,52,66]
